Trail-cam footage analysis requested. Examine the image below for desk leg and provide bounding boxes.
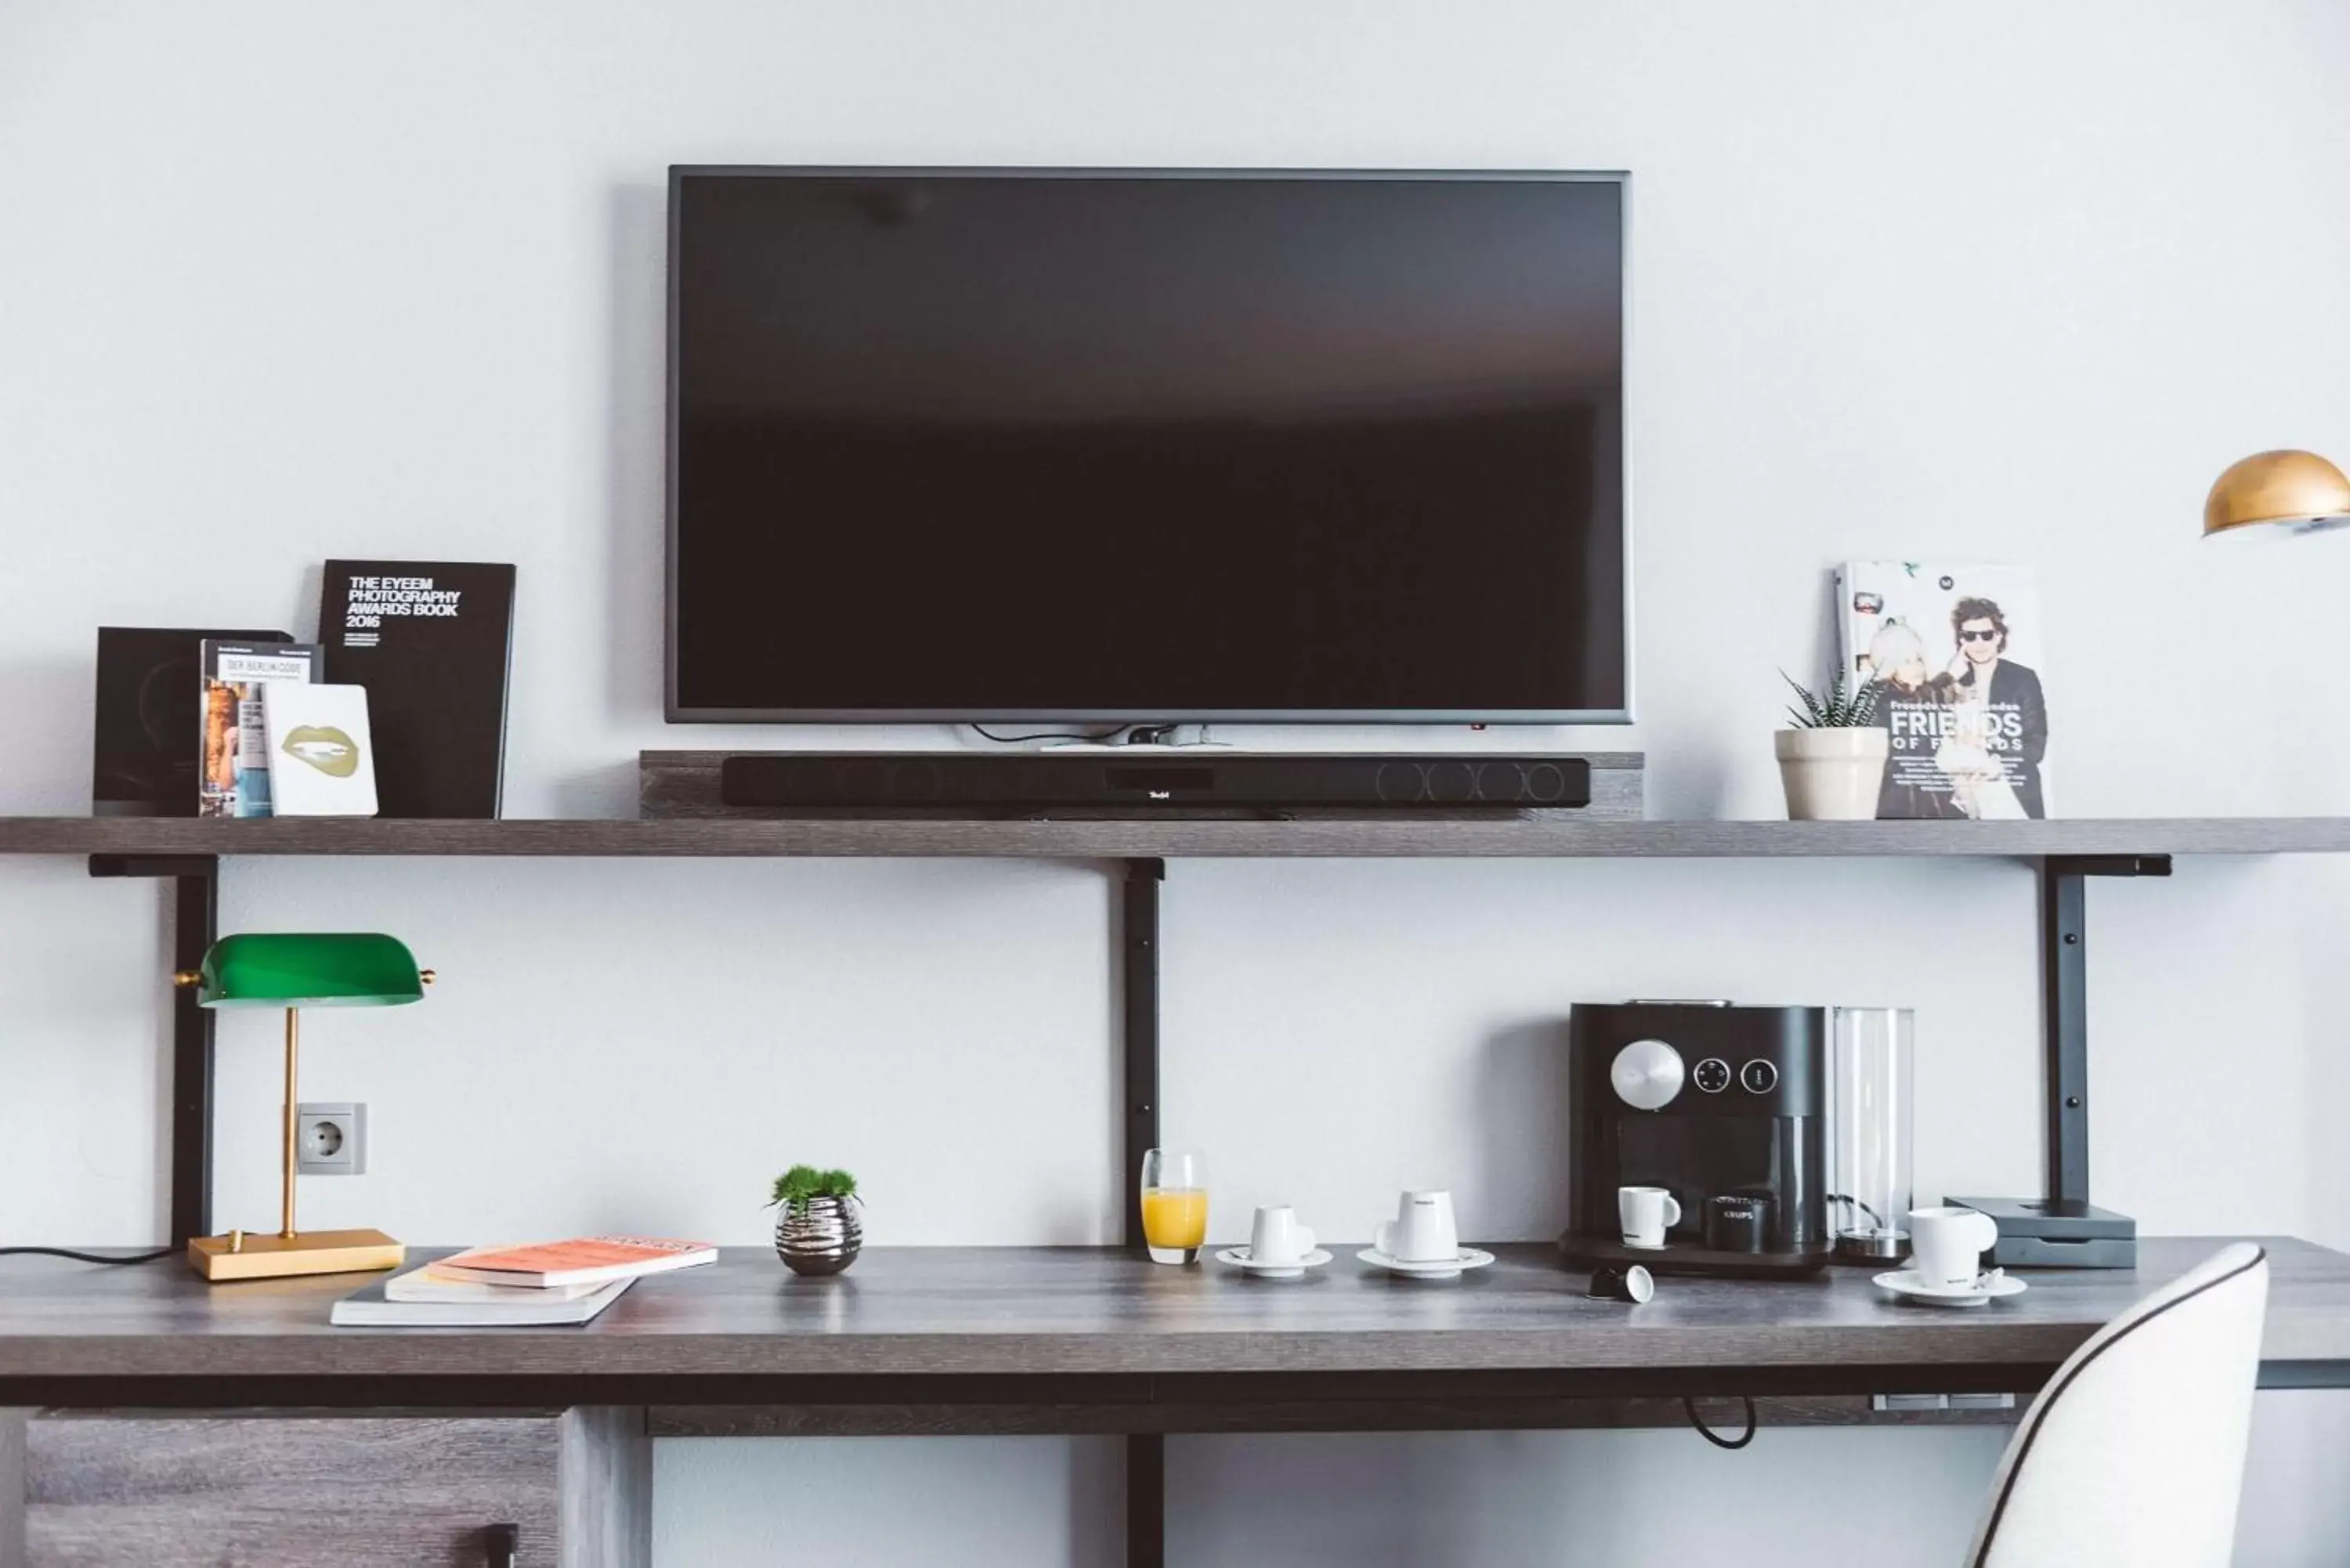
[1126,1433,1166,1568]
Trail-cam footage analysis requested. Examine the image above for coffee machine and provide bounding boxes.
[1562,1001,1832,1278]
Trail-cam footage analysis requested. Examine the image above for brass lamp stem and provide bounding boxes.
[281,1007,300,1239]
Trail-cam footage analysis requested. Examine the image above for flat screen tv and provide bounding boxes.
[667,168,1628,724]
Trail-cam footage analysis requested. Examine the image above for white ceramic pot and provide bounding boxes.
[1775,728,1889,821]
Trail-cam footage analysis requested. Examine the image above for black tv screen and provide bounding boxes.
[667,168,1628,722]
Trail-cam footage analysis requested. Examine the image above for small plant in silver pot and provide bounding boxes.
[768,1165,862,1276]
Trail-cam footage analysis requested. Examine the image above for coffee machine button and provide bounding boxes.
[1693,1057,1732,1093]
[1739,1058,1780,1094]
[1610,1039,1687,1111]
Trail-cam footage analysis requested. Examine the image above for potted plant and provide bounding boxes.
[768,1164,862,1276]
[1775,670,1888,821]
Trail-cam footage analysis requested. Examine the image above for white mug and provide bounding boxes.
[1618,1186,1683,1249]
[1909,1206,1999,1288]
[1374,1190,1459,1263]
[1249,1205,1316,1266]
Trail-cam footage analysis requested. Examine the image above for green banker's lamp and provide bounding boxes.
[172,933,433,1281]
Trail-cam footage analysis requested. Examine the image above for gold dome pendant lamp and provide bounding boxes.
[2203,450,2350,537]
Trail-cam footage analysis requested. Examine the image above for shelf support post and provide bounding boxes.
[2038,854,2169,1205]
[89,852,219,1247]
[1117,856,1166,1568]
[1121,856,1165,1247]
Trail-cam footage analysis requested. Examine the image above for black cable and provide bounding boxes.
[0,1245,175,1266]
[1827,1192,1885,1228]
[1683,1394,1759,1450]
[969,723,1135,745]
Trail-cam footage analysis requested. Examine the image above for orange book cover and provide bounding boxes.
[433,1235,717,1288]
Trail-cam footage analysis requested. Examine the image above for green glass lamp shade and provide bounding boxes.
[190,933,427,1008]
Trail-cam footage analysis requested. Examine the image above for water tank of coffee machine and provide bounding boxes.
[1827,1007,1915,1262]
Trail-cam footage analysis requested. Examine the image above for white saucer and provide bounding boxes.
[1358,1246,1496,1280]
[1216,1246,1332,1278]
[1874,1269,2027,1308]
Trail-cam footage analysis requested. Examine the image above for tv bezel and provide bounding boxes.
[664,165,1633,725]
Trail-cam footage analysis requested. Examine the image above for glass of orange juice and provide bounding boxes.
[1140,1148,1207,1264]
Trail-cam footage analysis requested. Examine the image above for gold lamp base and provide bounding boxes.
[188,1227,405,1282]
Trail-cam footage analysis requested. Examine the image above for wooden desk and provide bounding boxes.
[7,1237,2347,1420]
[9,1238,2345,1564]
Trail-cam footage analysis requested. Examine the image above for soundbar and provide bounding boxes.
[717,752,1593,815]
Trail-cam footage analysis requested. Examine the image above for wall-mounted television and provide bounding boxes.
[667,167,1628,724]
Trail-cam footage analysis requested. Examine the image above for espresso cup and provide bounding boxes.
[1909,1205,1999,1288]
[1618,1186,1683,1250]
[1373,1190,1459,1263]
[1249,1205,1316,1266]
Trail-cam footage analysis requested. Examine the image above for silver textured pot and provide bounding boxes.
[774,1194,863,1276]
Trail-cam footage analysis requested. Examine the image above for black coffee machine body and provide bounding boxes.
[1563,1001,1832,1279]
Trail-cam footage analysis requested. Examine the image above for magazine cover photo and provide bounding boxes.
[1839,562,2050,820]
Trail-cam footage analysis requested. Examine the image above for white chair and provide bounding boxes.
[1965,1241,2269,1568]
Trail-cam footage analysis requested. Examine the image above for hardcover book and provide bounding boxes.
[430,1236,718,1289]
[332,1274,632,1328]
[261,682,378,817]
[198,639,319,818]
[1837,561,2052,820]
[319,561,515,818]
[385,1266,602,1303]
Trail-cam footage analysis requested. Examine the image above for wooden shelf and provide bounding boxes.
[5,814,2350,861]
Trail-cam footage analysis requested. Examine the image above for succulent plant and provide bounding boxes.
[768,1164,859,1213]
[1781,669,1883,729]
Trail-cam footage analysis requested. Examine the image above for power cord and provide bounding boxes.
[969,723,1136,744]
[0,1245,175,1266]
[1682,1394,1758,1450]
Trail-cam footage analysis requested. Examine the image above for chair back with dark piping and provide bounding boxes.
[1966,1243,2269,1568]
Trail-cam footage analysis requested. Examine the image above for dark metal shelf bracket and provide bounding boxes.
[88,852,219,1248]
[1122,857,1165,1249]
[2039,853,2170,1205]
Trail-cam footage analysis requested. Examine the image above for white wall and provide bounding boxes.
[5,3,2349,1564]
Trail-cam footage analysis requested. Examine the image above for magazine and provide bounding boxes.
[1836,562,2051,820]
[197,640,318,818]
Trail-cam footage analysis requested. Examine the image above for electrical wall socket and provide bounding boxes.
[295,1103,367,1176]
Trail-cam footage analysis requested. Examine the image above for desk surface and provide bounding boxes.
[5,1239,2346,1389]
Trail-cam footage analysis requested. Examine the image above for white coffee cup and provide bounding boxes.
[1618,1186,1683,1249]
[1909,1205,1999,1288]
[1374,1190,1459,1263]
[1249,1205,1317,1266]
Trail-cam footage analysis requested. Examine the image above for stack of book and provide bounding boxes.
[331,1235,716,1327]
